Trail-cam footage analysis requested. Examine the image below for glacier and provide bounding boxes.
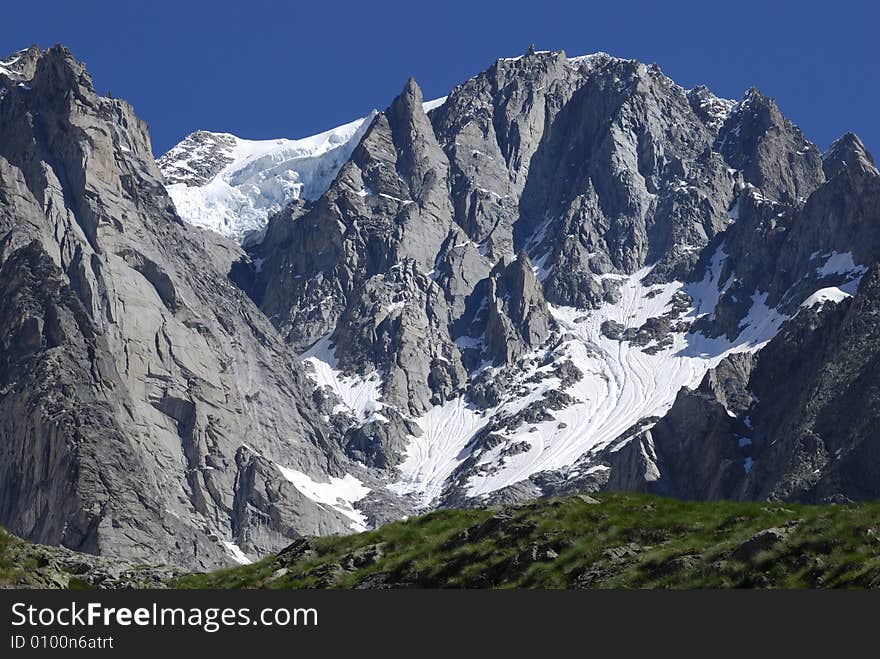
[387,257,788,507]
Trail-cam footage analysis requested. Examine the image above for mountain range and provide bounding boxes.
[1,44,878,569]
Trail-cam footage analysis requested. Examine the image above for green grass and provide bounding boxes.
[172,493,880,589]
[0,527,38,586]
[3,494,877,589]
[67,577,92,590]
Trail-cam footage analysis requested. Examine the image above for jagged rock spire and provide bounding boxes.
[823,132,878,178]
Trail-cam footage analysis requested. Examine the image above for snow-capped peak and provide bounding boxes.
[158,114,376,242]
[159,97,450,243]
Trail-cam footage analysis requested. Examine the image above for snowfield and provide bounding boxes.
[386,397,488,505]
[388,250,788,506]
[161,114,375,241]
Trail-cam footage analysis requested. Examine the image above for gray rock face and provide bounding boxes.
[514,58,737,292]
[696,128,880,338]
[331,259,466,415]
[603,352,757,501]
[745,262,880,502]
[252,76,481,418]
[342,410,418,470]
[0,46,371,569]
[0,242,156,555]
[822,132,877,180]
[717,88,825,204]
[482,252,554,365]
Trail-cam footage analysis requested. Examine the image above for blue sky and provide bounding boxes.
[1,1,877,157]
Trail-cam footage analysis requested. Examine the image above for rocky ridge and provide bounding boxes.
[239,47,879,510]
[0,45,385,570]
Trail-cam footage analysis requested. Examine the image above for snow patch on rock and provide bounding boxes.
[276,466,370,532]
[299,336,385,424]
[801,286,851,308]
[222,541,252,565]
[814,251,867,278]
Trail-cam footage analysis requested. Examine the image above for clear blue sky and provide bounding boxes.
[2,1,877,157]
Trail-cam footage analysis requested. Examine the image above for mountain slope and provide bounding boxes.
[585,134,880,503]
[242,48,877,510]
[6,493,880,589]
[0,46,380,569]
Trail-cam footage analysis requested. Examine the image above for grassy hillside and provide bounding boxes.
[0,527,38,586]
[174,493,880,589]
[3,494,878,589]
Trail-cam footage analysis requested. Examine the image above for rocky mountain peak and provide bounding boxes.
[157,131,238,186]
[0,45,373,569]
[687,85,736,132]
[482,251,553,365]
[494,47,568,69]
[717,86,824,203]
[385,75,450,209]
[398,76,424,107]
[28,45,104,108]
[823,132,877,179]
